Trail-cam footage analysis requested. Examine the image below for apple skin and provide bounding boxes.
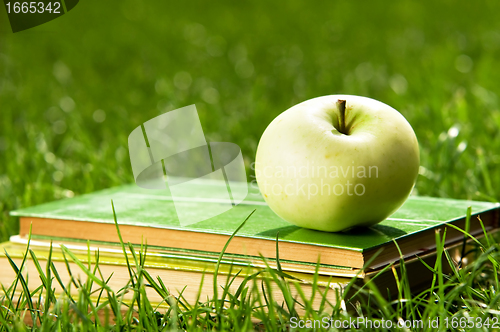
[255,95,420,232]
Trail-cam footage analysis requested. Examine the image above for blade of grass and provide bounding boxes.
[213,209,255,330]
[59,245,112,293]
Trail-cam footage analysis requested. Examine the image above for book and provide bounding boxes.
[9,235,359,278]
[0,237,466,314]
[0,239,341,314]
[10,180,500,271]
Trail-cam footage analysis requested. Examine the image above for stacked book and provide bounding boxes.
[1,180,499,313]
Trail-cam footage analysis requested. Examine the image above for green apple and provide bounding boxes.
[255,95,419,232]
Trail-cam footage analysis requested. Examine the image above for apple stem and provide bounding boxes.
[337,99,346,134]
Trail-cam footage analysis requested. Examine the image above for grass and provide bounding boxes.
[1,0,500,330]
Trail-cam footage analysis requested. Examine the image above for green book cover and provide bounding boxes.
[10,180,499,256]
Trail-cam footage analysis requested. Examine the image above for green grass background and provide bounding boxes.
[1,0,500,241]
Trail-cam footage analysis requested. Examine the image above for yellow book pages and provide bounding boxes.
[0,241,348,315]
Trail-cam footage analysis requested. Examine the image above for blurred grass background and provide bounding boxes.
[1,0,500,241]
